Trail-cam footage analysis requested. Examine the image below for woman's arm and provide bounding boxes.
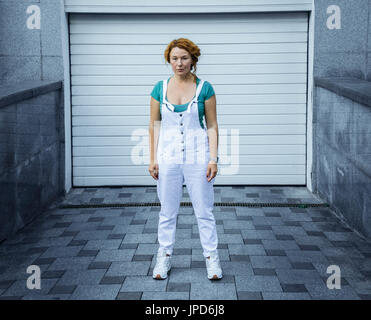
[204,94,219,181]
[205,94,219,162]
[148,97,161,179]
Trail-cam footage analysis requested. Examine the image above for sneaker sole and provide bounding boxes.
[153,268,171,280]
[208,274,223,280]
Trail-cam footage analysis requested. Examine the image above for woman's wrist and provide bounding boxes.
[209,156,219,164]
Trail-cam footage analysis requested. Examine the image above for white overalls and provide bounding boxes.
[156,78,218,258]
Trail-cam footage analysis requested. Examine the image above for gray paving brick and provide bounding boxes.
[32,237,75,247]
[262,239,300,250]
[121,276,168,292]
[84,239,122,250]
[191,248,229,261]
[141,291,189,300]
[253,268,276,276]
[22,293,72,300]
[49,285,77,295]
[173,249,192,255]
[266,250,287,257]
[0,280,15,291]
[66,222,102,232]
[32,257,56,265]
[167,255,192,268]
[77,249,99,257]
[56,269,106,285]
[0,262,50,281]
[290,262,315,270]
[220,261,254,276]
[112,224,143,235]
[116,292,142,300]
[250,256,292,269]
[173,239,205,249]
[281,283,308,292]
[235,275,282,292]
[305,283,361,300]
[2,186,371,301]
[94,249,135,262]
[133,255,153,261]
[88,261,111,270]
[240,229,276,240]
[228,244,266,256]
[123,234,157,244]
[252,217,284,226]
[275,269,325,285]
[190,282,237,300]
[255,225,272,230]
[74,230,112,241]
[2,278,58,297]
[311,261,365,279]
[68,240,88,247]
[106,261,151,276]
[222,220,254,229]
[285,249,330,264]
[175,229,193,239]
[42,270,66,279]
[275,234,295,240]
[236,208,265,217]
[134,244,158,255]
[167,282,190,292]
[217,234,244,244]
[100,276,125,285]
[40,246,83,258]
[107,233,126,240]
[69,284,121,300]
[271,225,307,236]
[237,291,263,300]
[120,243,138,250]
[230,255,250,262]
[298,244,321,251]
[47,256,95,271]
[262,292,312,300]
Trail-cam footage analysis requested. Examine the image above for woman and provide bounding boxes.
[148,38,222,280]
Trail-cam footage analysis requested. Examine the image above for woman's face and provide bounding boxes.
[169,47,193,76]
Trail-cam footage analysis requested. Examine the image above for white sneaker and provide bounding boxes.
[205,250,223,280]
[153,249,171,280]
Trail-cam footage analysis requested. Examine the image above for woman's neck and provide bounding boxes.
[172,72,196,84]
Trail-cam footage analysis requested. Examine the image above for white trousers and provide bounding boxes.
[156,162,218,258]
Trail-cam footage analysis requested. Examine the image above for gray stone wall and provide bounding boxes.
[0,83,65,242]
[0,1,370,83]
[314,0,371,80]
[313,85,371,238]
[0,0,63,84]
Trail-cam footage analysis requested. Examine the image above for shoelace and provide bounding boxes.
[155,255,169,271]
[206,255,221,271]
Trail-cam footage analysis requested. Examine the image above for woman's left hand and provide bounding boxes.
[206,162,218,182]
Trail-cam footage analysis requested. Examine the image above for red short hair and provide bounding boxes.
[164,38,201,75]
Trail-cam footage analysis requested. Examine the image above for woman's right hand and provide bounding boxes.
[148,162,159,180]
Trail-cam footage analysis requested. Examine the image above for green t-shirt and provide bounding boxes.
[150,76,215,129]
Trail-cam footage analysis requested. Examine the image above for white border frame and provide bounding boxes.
[61,0,315,192]
[306,2,315,192]
[61,0,72,194]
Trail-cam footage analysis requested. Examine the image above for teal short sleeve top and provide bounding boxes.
[150,76,215,129]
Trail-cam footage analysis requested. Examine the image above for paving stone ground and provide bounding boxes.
[1,186,371,300]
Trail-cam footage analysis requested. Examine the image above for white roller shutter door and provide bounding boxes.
[70,12,308,186]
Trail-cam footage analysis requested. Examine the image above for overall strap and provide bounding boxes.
[194,79,205,101]
[162,78,174,111]
[162,77,205,112]
[184,79,204,113]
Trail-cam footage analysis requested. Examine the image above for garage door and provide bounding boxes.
[70,12,308,186]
